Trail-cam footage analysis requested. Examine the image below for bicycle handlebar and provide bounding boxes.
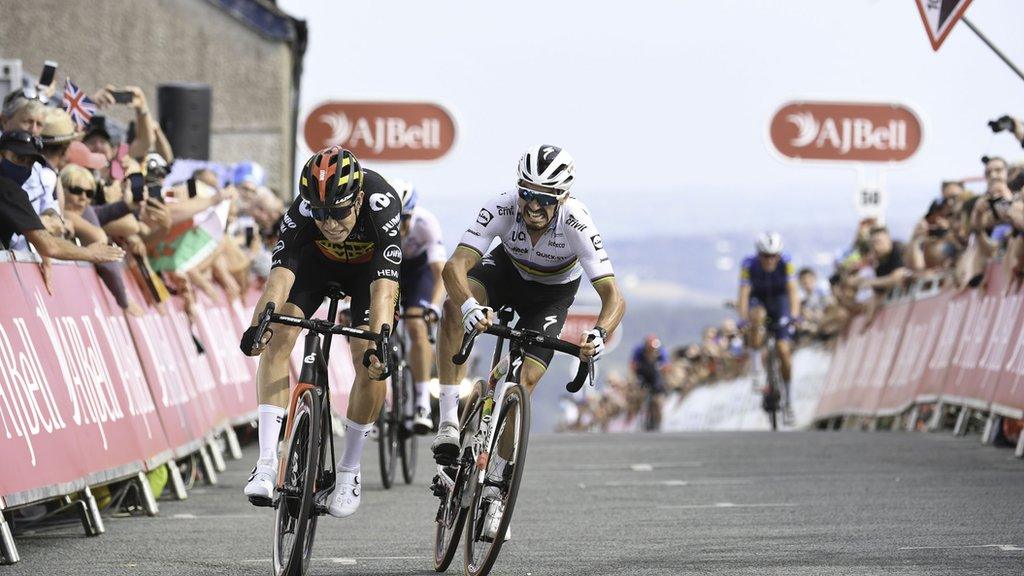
[255,303,391,379]
[453,324,595,393]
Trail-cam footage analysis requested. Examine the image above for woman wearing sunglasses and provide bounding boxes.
[60,164,142,316]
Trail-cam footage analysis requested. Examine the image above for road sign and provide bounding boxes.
[855,187,886,218]
[915,0,973,51]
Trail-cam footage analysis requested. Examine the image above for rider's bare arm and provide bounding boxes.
[249,267,296,326]
[787,279,801,320]
[737,283,752,322]
[429,260,446,309]
[442,245,483,308]
[367,278,399,332]
[592,278,626,336]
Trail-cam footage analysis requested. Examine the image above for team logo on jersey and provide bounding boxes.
[383,244,403,265]
[476,209,493,227]
[497,205,514,217]
[370,193,390,211]
[566,214,587,232]
[315,239,374,263]
[590,234,603,250]
[280,213,296,232]
[543,315,558,331]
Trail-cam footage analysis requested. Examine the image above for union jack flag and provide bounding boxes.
[62,78,96,130]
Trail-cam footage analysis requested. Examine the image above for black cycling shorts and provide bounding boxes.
[286,243,379,326]
[467,246,579,368]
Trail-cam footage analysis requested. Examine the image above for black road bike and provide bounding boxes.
[377,312,436,488]
[431,308,594,576]
[251,291,389,576]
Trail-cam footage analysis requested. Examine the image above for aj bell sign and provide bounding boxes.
[769,101,923,163]
[303,101,457,161]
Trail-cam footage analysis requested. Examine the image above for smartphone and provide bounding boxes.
[39,61,57,87]
[109,143,129,182]
[147,183,164,203]
[186,177,198,199]
[127,173,146,203]
[111,90,134,104]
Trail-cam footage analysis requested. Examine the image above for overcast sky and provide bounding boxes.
[277,0,1024,240]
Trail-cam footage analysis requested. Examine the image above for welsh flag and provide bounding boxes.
[150,197,229,273]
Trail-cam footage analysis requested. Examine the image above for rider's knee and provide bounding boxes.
[407,317,427,340]
[266,326,300,360]
[442,298,460,324]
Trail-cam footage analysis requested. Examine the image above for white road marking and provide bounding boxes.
[172,513,195,519]
[659,502,798,509]
[330,558,358,564]
[242,555,430,564]
[898,544,1024,552]
[571,461,703,471]
[630,463,653,472]
[171,513,260,519]
[602,480,689,487]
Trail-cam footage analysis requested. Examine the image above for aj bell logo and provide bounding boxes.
[322,112,443,155]
[786,112,910,156]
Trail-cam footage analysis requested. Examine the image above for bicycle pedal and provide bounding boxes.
[247,495,273,508]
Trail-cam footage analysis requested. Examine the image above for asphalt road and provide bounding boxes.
[6,430,1024,576]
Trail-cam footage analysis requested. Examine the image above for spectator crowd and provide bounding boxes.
[0,62,285,327]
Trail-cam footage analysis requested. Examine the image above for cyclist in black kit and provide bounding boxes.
[240,146,401,520]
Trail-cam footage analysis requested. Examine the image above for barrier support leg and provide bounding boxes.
[167,461,188,501]
[928,402,945,431]
[80,486,105,536]
[198,444,219,485]
[208,436,227,473]
[981,413,1000,445]
[906,406,919,432]
[953,407,972,436]
[1016,432,1024,459]
[136,472,159,517]
[867,418,879,432]
[0,508,18,565]
[224,426,243,460]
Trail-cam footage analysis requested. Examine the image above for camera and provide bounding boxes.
[988,115,1015,133]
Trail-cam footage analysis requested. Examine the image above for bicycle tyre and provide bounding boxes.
[464,382,530,576]
[399,364,418,485]
[433,381,484,572]
[273,389,320,576]
[765,348,781,431]
[378,377,400,489]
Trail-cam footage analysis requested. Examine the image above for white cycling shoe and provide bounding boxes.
[243,460,277,507]
[413,406,433,435]
[481,486,511,542]
[432,421,460,464]
[328,470,361,518]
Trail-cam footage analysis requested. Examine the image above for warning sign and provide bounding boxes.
[915,0,973,51]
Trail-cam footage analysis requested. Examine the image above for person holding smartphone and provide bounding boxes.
[92,85,157,161]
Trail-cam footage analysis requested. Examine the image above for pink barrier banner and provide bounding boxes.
[855,301,913,415]
[122,279,214,457]
[973,265,1024,411]
[918,290,969,403]
[879,292,949,415]
[0,262,170,506]
[943,278,1001,409]
[192,291,258,424]
[813,315,869,419]
[989,281,1024,419]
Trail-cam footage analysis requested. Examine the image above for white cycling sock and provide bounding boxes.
[415,381,431,410]
[338,418,374,472]
[439,384,461,425]
[257,404,286,465]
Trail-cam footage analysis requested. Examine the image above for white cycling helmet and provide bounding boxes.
[386,177,418,214]
[517,144,575,194]
[755,231,784,255]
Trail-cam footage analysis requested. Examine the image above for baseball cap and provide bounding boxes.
[67,140,107,169]
[0,130,45,161]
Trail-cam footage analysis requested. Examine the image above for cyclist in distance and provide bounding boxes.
[239,146,401,519]
[630,334,667,431]
[389,178,447,433]
[431,144,626,539]
[736,231,802,424]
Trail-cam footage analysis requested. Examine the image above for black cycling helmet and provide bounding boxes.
[298,146,363,209]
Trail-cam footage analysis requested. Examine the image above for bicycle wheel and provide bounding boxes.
[464,382,530,576]
[378,376,400,489]
[399,364,418,485]
[273,388,320,576]
[764,349,780,431]
[434,380,484,572]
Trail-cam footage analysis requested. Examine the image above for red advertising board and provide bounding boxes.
[857,301,913,415]
[191,291,258,424]
[878,293,948,415]
[0,262,171,506]
[813,314,869,419]
[942,285,1000,409]
[917,290,969,402]
[769,101,922,163]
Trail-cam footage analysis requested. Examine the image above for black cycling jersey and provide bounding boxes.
[272,169,402,281]
[271,169,401,324]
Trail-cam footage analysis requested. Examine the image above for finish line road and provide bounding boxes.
[7,431,1024,576]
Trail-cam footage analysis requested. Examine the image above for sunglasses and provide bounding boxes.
[518,188,562,207]
[8,87,49,105]
[310,202,356,221]
[67,186,95,199]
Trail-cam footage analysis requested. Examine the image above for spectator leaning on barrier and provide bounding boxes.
[863,226,910,296]
[0,130,66,240]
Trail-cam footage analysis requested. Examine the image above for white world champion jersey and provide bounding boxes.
[458,191,614,285]
[401,206,447,264]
